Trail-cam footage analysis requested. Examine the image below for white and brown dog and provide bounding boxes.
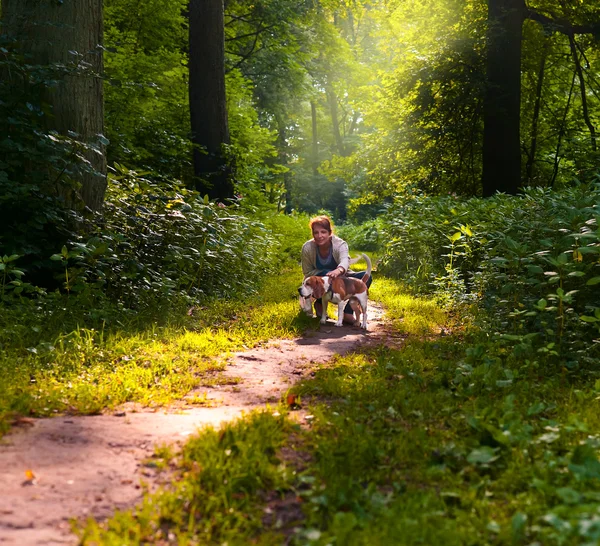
[299,254,371,330]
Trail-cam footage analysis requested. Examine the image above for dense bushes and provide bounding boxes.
[379,184,600,367]
[0,165,312,342]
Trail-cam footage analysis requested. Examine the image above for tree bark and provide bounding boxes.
[482,0,524,197]
[2,0,106,211]
[189,0,234,201]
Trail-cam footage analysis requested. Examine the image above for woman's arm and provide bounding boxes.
[301,241,319,277]
[332,237,350,273]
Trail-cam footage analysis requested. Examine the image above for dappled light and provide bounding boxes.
[1,0,600,543]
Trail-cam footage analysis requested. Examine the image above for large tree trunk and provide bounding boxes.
[188,0,234,201]
[2,0,106,211]
[482,0,524,197]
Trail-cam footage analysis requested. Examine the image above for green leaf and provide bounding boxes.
[511,512,527,542]
[467,446,499,465]
[555,487,582,505]
[586,276,600,286]
[569,444,600,480]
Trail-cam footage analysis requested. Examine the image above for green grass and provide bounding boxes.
[79,274,600,545]
[0,265,312,434]
[370,276,448,335]
[78,409,293,545]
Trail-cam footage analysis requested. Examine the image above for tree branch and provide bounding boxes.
[526,7,600,36]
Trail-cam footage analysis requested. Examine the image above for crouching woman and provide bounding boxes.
[301,215,372,324]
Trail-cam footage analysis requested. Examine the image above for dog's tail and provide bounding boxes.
[349,253,372,285]
[361,253,372,285]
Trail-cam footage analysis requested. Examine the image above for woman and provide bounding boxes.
[301,215,372,324]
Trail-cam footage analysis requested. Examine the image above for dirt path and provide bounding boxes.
[0,304,398,545]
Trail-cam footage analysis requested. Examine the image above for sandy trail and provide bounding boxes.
[0,304,397,545]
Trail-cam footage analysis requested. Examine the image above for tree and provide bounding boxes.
[188,0,234,201]
[482,0,600,196]
[482,0,523,196]
[1,0,106,211]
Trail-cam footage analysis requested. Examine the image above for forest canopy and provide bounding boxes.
[1,0,600,289]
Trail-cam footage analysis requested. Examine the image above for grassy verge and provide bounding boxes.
[80,275,600,545]
[0,265,311,434]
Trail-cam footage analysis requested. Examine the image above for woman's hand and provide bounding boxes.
[326,266,345,278]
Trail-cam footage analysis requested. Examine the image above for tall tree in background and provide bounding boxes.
[482,0,523,196]
[188,0,234,201]
[1,0,106,211]
[482,0,600,196]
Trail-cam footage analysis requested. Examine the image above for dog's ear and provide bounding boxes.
[310,278,325,299]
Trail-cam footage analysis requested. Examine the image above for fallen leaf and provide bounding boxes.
[22,469,37,486]
[12,416,35,427]
[287,393,301,410]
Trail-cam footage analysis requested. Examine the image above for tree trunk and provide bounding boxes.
[482,0,524,197]
[311,100,319,178]
[550,68,577,188]
[525,37,549,185]
[2,0,106,211]
[567,33,596,152]
[276,117,293,214]
[188,0,234,201]
[327,86,346,156]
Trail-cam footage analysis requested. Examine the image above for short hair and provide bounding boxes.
[309,215,333,234]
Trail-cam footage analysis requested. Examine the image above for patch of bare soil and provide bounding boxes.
[0,303,400,545]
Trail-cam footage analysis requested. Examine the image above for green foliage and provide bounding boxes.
[380,183,600,366]
[336,218,383,252]
[292,338,600,545]
[103,0,292,203]
[68,165,278,310]
[103,0,192,179]
[71,274,600,545]
[259,211,312,266]
[0,31,94,276]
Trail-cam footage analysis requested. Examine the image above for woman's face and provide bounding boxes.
[312,226,331,247]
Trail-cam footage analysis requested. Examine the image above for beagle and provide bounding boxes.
[298,254,371,330]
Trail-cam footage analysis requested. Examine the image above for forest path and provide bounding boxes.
[0,302,401,545]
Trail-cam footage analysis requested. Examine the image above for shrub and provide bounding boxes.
[337,218,382,252]
[67,165,278,311]
[379,184,600,365]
